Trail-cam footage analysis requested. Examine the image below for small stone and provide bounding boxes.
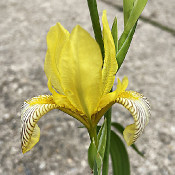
[39,161,46,169]
[49,171,55,175]
[81,160,87,167]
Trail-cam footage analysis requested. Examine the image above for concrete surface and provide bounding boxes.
[0,0,175,174]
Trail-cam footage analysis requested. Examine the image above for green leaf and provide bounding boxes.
[123,0,135,27]
[97,119,107,159]
[96,152,103,174]
[93,160,98,175]
[110,130,130,175]
[88,140,98,170]
[124,0,148,33]
[111,122,124,134]
[117,22,137,69]
[88,121,107,173]
[87,0,104,58]
[111,122,144,157]
[111,17,118,54]
[130,144,144,157]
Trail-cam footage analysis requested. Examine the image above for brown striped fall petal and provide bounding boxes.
[115,91,151,146]
[21,95,58,153]
[21,94,90,154]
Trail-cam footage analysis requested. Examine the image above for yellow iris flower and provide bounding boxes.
[21,11,150,154]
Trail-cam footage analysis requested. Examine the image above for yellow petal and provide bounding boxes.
[44,23,70,94]
[102,10,118,95]
[93,91,116,125]
[21,94,90,154]
[120,76,128,91]
[94,77,129,125]
[21,95,57,154]
[115,91,151,146]
[58,25,103,117]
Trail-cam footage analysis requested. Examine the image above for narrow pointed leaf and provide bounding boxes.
[117,22,137,69]
[110,130,130,175]
[111,122,124,134]
[111,122,144,157]
[111,17,118,54]
[88,140,98,170]
[93,160,98,175]
[97,119,107,159]
[125,0,148,33]
[123,0,135,27]
[96,152,103,175]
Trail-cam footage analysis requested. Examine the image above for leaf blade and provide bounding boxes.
[123,0,135,27]
[111,17,118,54]
[110,130,130,175]
[111,122,144,157]
[117,22,137,69]
[124,0,148,33]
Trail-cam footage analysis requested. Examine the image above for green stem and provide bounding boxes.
[102,107,112,175]
[89,126,98,147]
[87,1,112,174]
[87,0,104,58]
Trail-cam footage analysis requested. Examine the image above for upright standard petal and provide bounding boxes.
[116,91,151,146]
[58,25,103,117]
[102,10,118,95]
[44,23,70,94]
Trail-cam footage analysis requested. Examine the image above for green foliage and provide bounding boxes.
[110,130,130,175]
[116,0,148,69]
[117,22,137,69]
[93,161,98,175]
[88,140,98,170]
[111,122,144,157]
[123,0,135,27]
[124,0,148,33]
[88,120,107,174]
[97,119,107,159]
[87,0,104,58]
[111,17,118,54]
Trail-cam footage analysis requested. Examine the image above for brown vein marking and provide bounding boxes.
[21,97,59,152]
[29,117,34,128]
[23,129,29,141]
[26,124,32,133]
[116,91,150,144]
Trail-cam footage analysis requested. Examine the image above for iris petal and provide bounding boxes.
[102,10,118,95]
[21,95,89,154]
[116,91,151,146]
[44,23,70,94]
[58,25,103,117]
[21,95,57,153]
[95,77,150,145]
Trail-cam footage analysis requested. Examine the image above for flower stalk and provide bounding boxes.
[87,0,104,58]
[87,0,112,173]
[102,108,112,175]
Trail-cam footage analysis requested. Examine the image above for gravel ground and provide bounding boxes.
[0,0,175,175]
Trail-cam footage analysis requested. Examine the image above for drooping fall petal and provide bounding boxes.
[58,25,103,117]
[102,10,118,95]
[21,94,89,154]
[44,23,70,94]
[21,95,57,154]
[95,77,150,145]
[116,91,150,146]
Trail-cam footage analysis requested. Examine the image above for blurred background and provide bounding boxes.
[0,0,175,174]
